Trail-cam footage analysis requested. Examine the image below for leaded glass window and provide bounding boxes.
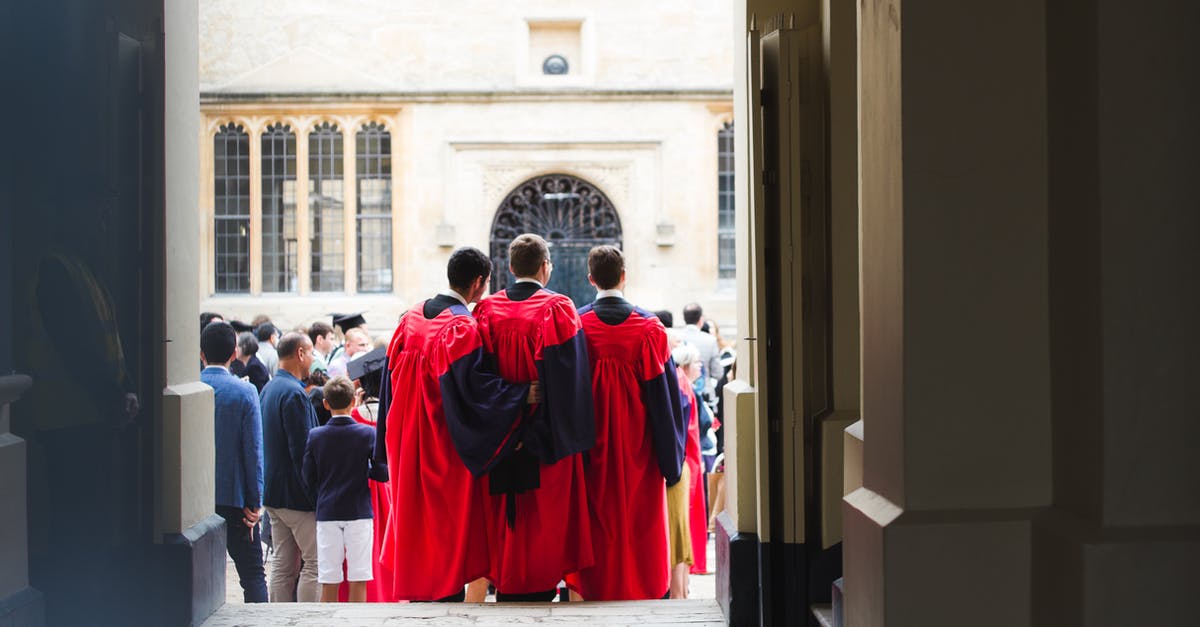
[718,121,735,279]
[309,121,344,292]
[262,123,297,292]
[214,123,250,293]
[356,122,392,293]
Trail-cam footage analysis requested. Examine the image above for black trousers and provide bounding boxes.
[216,505,268,603]
[496,588,558,602]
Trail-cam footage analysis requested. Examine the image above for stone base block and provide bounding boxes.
[715,510,760,627]
[0,587,44,627]
[158,514,225,627]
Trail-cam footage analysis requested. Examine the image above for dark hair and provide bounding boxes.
[307,322,333,346]
[588,245,624,290]
[201,321,237,364]
[277,332,308,360]
[303,369,329,388]
[200,312,224,332]
[254,322,278,342]
[682,302,703,326]
[447,247,492,290]
[323,376,356,411]
[237,332,259,357]
[508,233,548,278]
[653,310,674,328]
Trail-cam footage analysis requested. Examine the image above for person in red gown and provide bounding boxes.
[674,344,708,577]
[374,247,537,601]
[472,233,596,601]
[572,245,687,600]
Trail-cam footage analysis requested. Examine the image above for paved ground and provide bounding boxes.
[211,537,720,625]
[201,600,724,626]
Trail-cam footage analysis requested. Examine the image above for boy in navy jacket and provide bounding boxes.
[302,376,385,602]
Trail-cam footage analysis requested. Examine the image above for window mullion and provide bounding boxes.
[343,122,358,295]
[296,121,311,296]
[248,123,263,295]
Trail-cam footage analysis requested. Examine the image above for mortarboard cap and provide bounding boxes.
[229,320,255,333]
[331,312,368,334]
[347,347,387,398]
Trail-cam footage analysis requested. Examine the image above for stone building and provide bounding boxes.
[198,0,736,333]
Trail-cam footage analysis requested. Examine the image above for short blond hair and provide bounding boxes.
[509,233,549,278]
[323,376,356,411]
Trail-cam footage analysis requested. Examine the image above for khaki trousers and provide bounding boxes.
[266,507,319,602]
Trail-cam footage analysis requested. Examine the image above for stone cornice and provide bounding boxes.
[200,88,733,107]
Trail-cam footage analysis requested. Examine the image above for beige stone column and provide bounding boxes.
[844,0,1052,624]
[295,121,312,296]
[159,0,214,539]
[248,121,263,295]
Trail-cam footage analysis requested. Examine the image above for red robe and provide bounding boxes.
[573,298,687,600]
[677,367,707,574]
[376,295,531,601]
[473,283,596,595]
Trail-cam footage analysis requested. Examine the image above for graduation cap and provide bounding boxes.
[229,320,255,333]
[331,312,368,334]
[346,346,387,398]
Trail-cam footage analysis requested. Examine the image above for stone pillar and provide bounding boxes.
[159,0,225,624]
[844,0,1053,624]
[0,375,43,627]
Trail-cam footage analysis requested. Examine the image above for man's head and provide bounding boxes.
[509,233,551,283]
[307,322,335,354]
[200,321,237,366]
[447,246,492,303]
[236,332,259,361]
[322,376,356,413]
[587,245,625,291]
[343,328,371,358]
[653,310,674,328]
[200,312,224,332]
[254,322,279,346]
[277,332,314,373]
[682,302,703,326]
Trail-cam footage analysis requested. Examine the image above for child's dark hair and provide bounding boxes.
[323,376,356,411]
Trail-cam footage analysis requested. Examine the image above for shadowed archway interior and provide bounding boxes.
[488,173,623,307]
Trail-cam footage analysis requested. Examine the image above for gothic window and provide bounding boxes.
[489,173,622,308]
[309,121,344,292]
[214,123,250,293]
[355,122,392,293]
[262,123,297,293]
[718,120,735,279]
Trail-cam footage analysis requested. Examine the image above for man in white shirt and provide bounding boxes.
[680,303,723,398]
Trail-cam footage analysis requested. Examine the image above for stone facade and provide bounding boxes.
[198,0,735,337]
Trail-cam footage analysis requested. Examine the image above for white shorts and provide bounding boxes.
[316,518,374,584]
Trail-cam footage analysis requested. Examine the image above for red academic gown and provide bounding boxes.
[677,367,707,574]
[472,283,596,595]
[573,297,687,600]
[375,294,532,601]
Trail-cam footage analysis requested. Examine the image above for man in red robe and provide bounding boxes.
[473,233,596,601]
[573,245,687,600]
[375,247,537,601]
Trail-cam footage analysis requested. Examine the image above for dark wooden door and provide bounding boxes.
[489,174,622,308]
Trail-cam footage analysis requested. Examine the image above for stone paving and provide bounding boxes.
[201,600,725,627]
[210,538,721,625]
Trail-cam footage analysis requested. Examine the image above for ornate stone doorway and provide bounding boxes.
[488,173,622,308]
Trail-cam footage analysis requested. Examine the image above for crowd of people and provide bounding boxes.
[201,233,734,605]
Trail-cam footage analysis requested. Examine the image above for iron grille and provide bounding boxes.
[356,121,392,293]
[214,123,250,293]
[309,121,344,292]
[489,173,622,308]
[262,123,297,292]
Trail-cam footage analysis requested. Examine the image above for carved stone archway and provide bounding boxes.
[489,173,622,307]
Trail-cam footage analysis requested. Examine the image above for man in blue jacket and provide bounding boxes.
[260,331,320,602]
[200,321,267,603]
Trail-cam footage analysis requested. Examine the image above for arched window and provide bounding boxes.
[355,122,392,293]
[309,121,344,292]
[214,123,250,293]
[718,120,735,279]
[262,123,297,293]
